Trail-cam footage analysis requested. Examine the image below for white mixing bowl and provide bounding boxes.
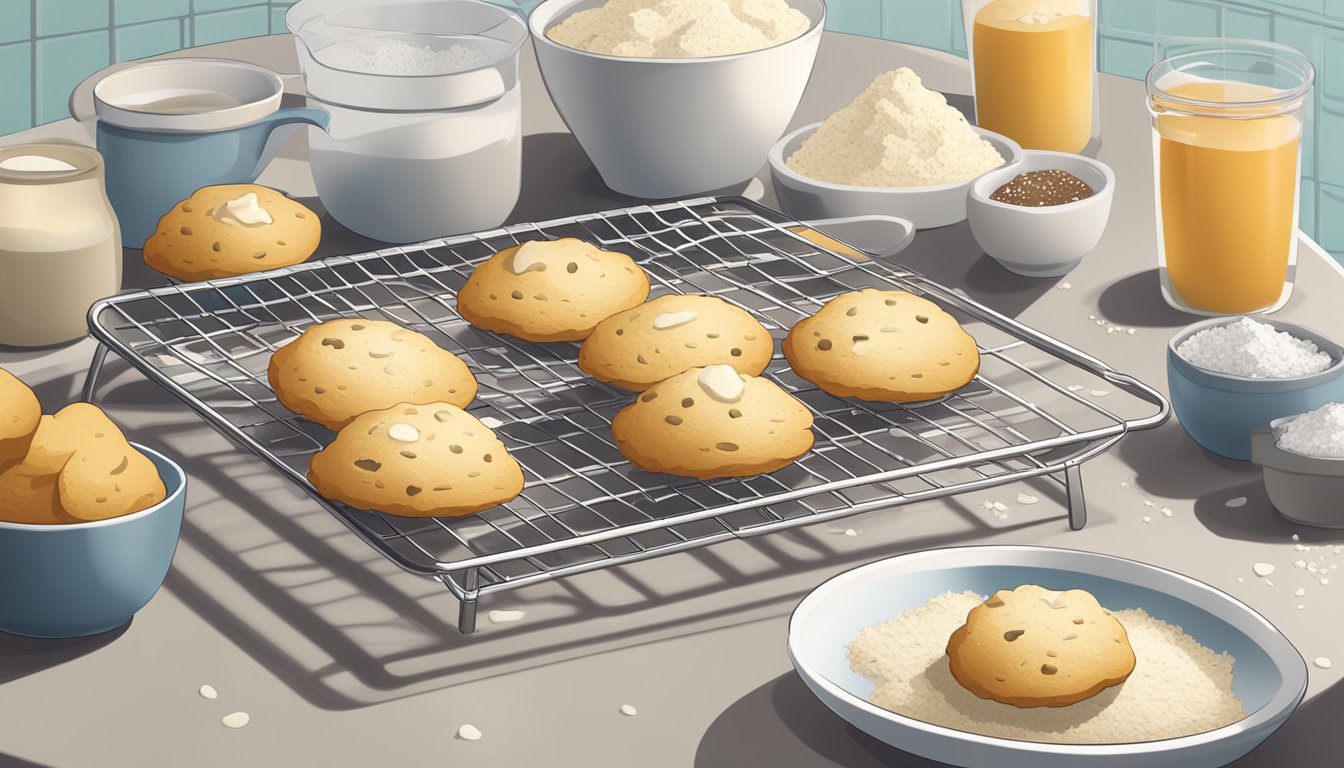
[529,0,825,199]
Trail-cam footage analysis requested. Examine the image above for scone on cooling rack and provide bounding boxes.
[308,402,524,518]
[269,319,477,431]
[143,184,321,282]
[0,367,41,475]
[456,238,650,342]
[611,365,814,479]
[578,294,775,391]
[783,289,980,402]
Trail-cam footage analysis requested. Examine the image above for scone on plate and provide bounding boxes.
[269,318,477,431]
[143,183,320,282]
[456,238,650,342]
[0,367,41,474]
[578,294,774,391]
[309,402,524,518]
[0,403,166,525]
[784,289,980,402]
[945,585,1137,708]
[611,364,814,479]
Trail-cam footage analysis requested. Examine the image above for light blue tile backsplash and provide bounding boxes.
[0,0,1340,257]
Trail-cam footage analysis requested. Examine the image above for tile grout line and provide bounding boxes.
[28,0,35,131]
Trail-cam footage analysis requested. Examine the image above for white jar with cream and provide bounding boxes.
[0,143,122,347]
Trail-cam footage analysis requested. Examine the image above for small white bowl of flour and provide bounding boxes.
[768,68,1021,229]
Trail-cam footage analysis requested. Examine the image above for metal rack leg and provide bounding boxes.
[1065,462,1087,531]
[455,568,480,635]
[81,343,110,403]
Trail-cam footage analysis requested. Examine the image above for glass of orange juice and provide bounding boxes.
[1148,43,1314,315]
[962,0,1099,153]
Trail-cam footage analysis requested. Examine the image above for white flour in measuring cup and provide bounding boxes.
[290,0,527,243]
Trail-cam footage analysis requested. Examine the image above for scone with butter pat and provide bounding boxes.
[269,318,477,431]
[144,184,321,282]
[457,238,650,342]
[309,402,524,518]
[0,367,41,474]
[578,294,774,391]
[612,365,813,479]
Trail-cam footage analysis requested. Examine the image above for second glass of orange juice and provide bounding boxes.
[1148,43,1314,315]
[963,0,1098,153]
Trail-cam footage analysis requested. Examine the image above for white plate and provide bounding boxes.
[787,545,1306,768]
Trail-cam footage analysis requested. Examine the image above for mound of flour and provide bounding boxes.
[546,0,811,58]
[786,68,1006,187]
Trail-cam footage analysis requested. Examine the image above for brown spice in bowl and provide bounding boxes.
[990,170,1094,207]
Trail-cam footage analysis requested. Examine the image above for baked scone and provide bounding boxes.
[456,238,650,342]
[945,585,1137,708]
[611,365,814,479]
[269,319,477,431]
[783,289,980,402]
[578,294,774,391]
[143,183,321,282]
[308,402,524,518]
[0,367,41,474]
[0,403,166,525]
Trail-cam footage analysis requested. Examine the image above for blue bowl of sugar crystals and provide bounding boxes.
[1167,317,1344,461]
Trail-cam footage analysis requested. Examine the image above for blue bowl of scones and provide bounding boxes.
[0,370,186,639]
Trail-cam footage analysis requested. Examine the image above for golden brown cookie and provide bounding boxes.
[0,403,166,525]
[611,365,814,479]
[308,402,524,518]
[578,294,774,391]
[143,183,320,282]
[945,585,1137,708]
[783,289,980,402]
[0,367,41,474]
[456,238,650,342]
[269,319,477,431]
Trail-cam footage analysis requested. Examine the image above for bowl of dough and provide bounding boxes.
[789,545,1306,768]
[0,368,186,638]
[529,0,825,199]
[769,68,1021,230]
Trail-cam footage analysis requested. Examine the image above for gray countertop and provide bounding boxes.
[2,31,1343,768]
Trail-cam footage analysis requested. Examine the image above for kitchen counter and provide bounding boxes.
[2,31,1343,768]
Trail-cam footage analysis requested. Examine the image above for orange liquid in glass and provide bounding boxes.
[1157,81,1301,313]
[972,2,1093,152]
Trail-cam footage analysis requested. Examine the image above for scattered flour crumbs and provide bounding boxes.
[847,591,1246,744]
[546,0,811,58]
[786,68,1005,188]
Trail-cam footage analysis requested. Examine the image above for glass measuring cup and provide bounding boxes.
[1148,42,1314,316]
[286,0,529,243]
[962,0,1099,153]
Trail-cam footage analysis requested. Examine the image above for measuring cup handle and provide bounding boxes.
[250,107,331,180]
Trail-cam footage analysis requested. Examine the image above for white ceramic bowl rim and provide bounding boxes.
[528,0,826,64]
[1168,316,1344,387]
[769,122,1021,194]
[0,443,185,532]
[788,544,1307,759]
[968,149,1117,214]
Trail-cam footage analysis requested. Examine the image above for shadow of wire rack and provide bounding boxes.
[83,196,1170,634]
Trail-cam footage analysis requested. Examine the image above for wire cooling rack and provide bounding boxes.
[85,196,1169,633]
